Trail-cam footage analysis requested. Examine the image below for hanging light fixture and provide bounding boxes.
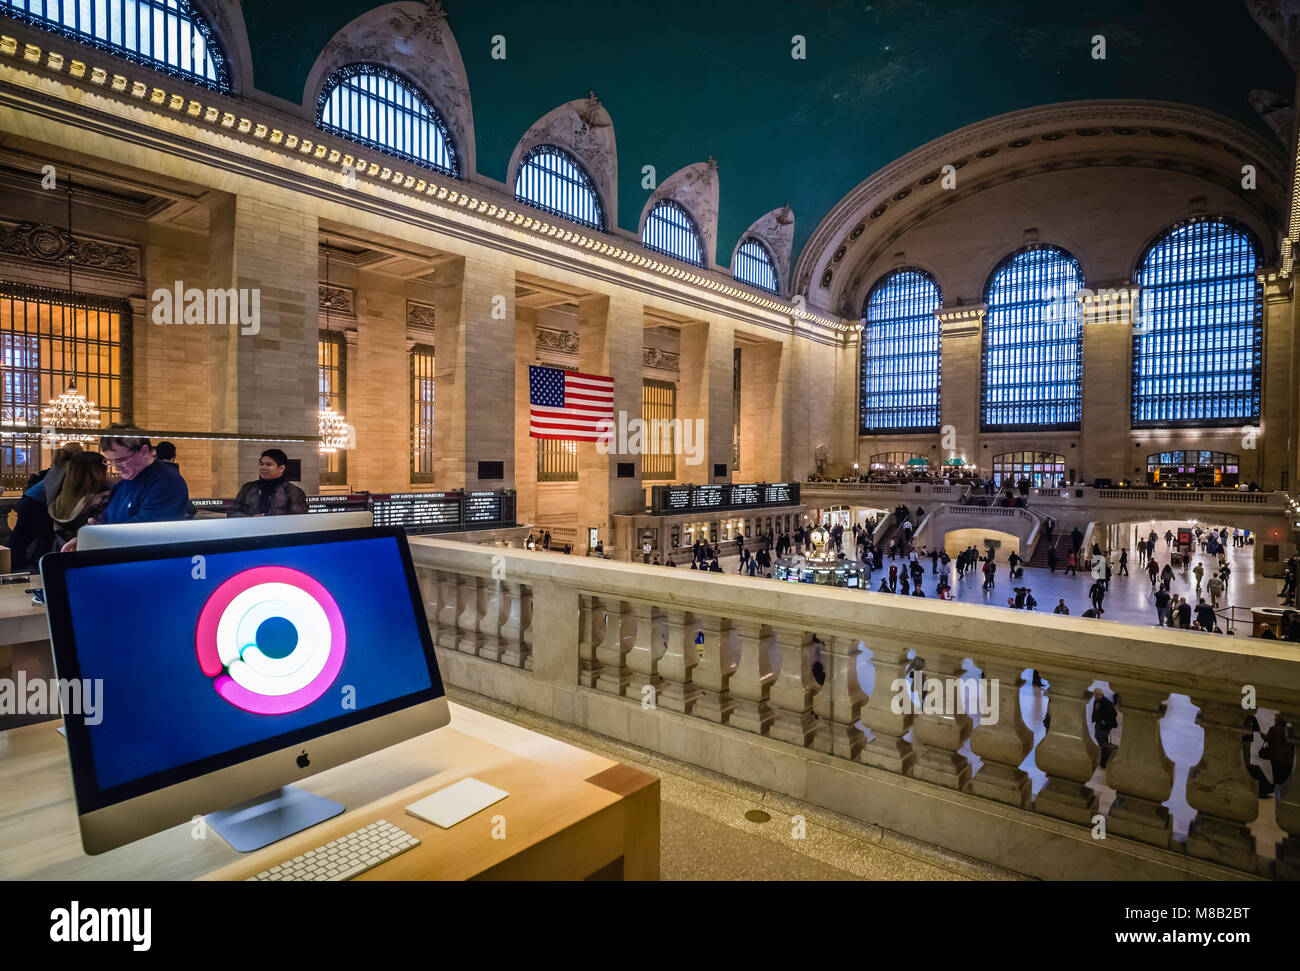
[318,244,349,455]
[41,173,101,450]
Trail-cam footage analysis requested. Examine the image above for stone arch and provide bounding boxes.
[508,94,618,227]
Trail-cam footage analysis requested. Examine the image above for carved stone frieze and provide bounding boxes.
[0,221,138,276]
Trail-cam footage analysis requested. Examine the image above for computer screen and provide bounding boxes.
[43,528,445,816]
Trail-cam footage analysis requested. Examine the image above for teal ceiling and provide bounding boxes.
[241,0,1294,270]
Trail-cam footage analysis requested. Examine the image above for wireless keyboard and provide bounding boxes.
[246,819,420,881]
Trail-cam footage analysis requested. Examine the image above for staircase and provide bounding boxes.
[1026,522,1087,569]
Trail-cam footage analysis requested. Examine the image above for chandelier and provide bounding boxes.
[42,380,101,449]
[43,174,102,450]
[318,406,349,453]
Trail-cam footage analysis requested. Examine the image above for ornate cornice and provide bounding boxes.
[536,326,578,354]
[0,219,138,276]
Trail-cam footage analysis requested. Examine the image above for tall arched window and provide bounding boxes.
[515,144,604,231]
[981,244,1084,431]
[2,0,230,91]
[318,64,459,177]
[734,237,779,294]
[860,268,941,433]
[1132,217,1262,427]
[642,200,705,267]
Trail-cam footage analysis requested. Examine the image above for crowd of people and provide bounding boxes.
[7,425,311,569]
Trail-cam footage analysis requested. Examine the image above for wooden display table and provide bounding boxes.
[0,703,659,881]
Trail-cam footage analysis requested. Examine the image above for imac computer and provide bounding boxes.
[76,510,373,551]
[39,526,449,854]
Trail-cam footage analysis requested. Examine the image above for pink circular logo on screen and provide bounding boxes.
[196,566,346,715]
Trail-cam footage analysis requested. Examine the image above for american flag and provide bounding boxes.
[528,365,615,442]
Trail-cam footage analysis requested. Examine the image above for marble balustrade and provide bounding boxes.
[411,539,1300,878]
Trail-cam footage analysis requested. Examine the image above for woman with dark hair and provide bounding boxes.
[48,451,110,547]
[8,444,82,569]
[229,449,308,517]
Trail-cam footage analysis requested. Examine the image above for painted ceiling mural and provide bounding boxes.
[241,0,1294,268]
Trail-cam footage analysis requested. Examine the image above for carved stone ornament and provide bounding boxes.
[318,284,355,316]
[0,221,138,275]
[407,300,437,330]
[536,327,579,354]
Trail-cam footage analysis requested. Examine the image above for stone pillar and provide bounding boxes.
[577,593,605,687]
[657,608,699,714]
[909,650,971,790]
[737,339,784,482]
[729,621,775,736]
[577,294,645,556]
[513,312,539,523]
[1272,707,1300,879]
[1185,700,1259,871]
[934,305,984,468]
[435,572,459,651]
[432,255,515,490]
[455,576,482,656]
[207,193,319,496]
[693,613,736,723]
[1033,673,1100,824]
[1259,271,1293,491]
[812,634,865,760]
[625,602,664,702]
[475,578,505,662]
[969,658,1032,808]
[1080,285,1134,485]
[678,316,734,483]
[858,641,914,774]
[594,600,632,697]
[769,626,818,748]
[498,581,530,668]
[1103,685,1175,848]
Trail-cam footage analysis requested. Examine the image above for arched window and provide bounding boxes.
[642,200,705,267]
[2,0,230,91]
[860,268,941,433]
[1132,218,1262,427]
[981,244,1084,431]
[318,64,459,177]
[515,144,604,231]
[734,237,779,294]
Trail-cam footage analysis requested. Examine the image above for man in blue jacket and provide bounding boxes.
[61,425,189,550]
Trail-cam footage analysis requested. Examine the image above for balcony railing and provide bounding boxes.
[410,537,1300,880]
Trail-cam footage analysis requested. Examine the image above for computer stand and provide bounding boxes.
[207,786,345,852]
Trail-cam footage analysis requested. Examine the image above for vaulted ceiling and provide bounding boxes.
[241,0,1294,268]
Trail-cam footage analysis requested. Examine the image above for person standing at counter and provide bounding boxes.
[230,449,308,517]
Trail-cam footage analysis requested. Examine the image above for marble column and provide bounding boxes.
[1103,685,1175,848]
[769,626,818,748]
[577,594,606,687]
[729,621,775,736]
[657,608,700,714]
[858,641,914,774]
[435,572,460,652]
[626,602,665,703]
[812,634,865,760]
[969,659,1032,808]
[1033,673,1100,824]
[909,650,972,790]
[1185,700,1259,871]
[456,576,482,655]
[476,578,504,662]
[498,581,531,669]
[594,600,632,697]
[693,613,736,724]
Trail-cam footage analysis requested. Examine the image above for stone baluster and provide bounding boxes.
[812,634,865,760]
[693,613,736,723]
[1103,685,1175,848]
[1271,708,1300,879]
[909,648,971,789]
[626,602,664,705]
[729,621,775,736]
[1184,699,1259,871]
[1033,673,1099,824]
[657,608,699,714]
[435,571,460,651]
[476,579,504,662]
[577,594,605,687]
[858,641,914,774]
[594,600,632,697]
[499,582,530,668]
[769,626,818,748]
[521,583,533,672]
[456,576,482,655]
[969,658,1032,808]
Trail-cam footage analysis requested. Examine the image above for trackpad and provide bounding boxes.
[405,777,509,829]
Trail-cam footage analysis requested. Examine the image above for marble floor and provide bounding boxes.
[449,686,1021,880]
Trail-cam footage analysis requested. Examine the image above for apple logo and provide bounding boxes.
[296,750,310,769]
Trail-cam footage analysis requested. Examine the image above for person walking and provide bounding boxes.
[1064,550,1077,576]
[1089,579,1106,615]
[1118,548,1129,577]
[1195,598,1217,632]
[1207,573,1225,609]
[1147,557,1159,586]
[1092,689,1119,768]
[1047,547,1058,573]
[1154,587,1172,627]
